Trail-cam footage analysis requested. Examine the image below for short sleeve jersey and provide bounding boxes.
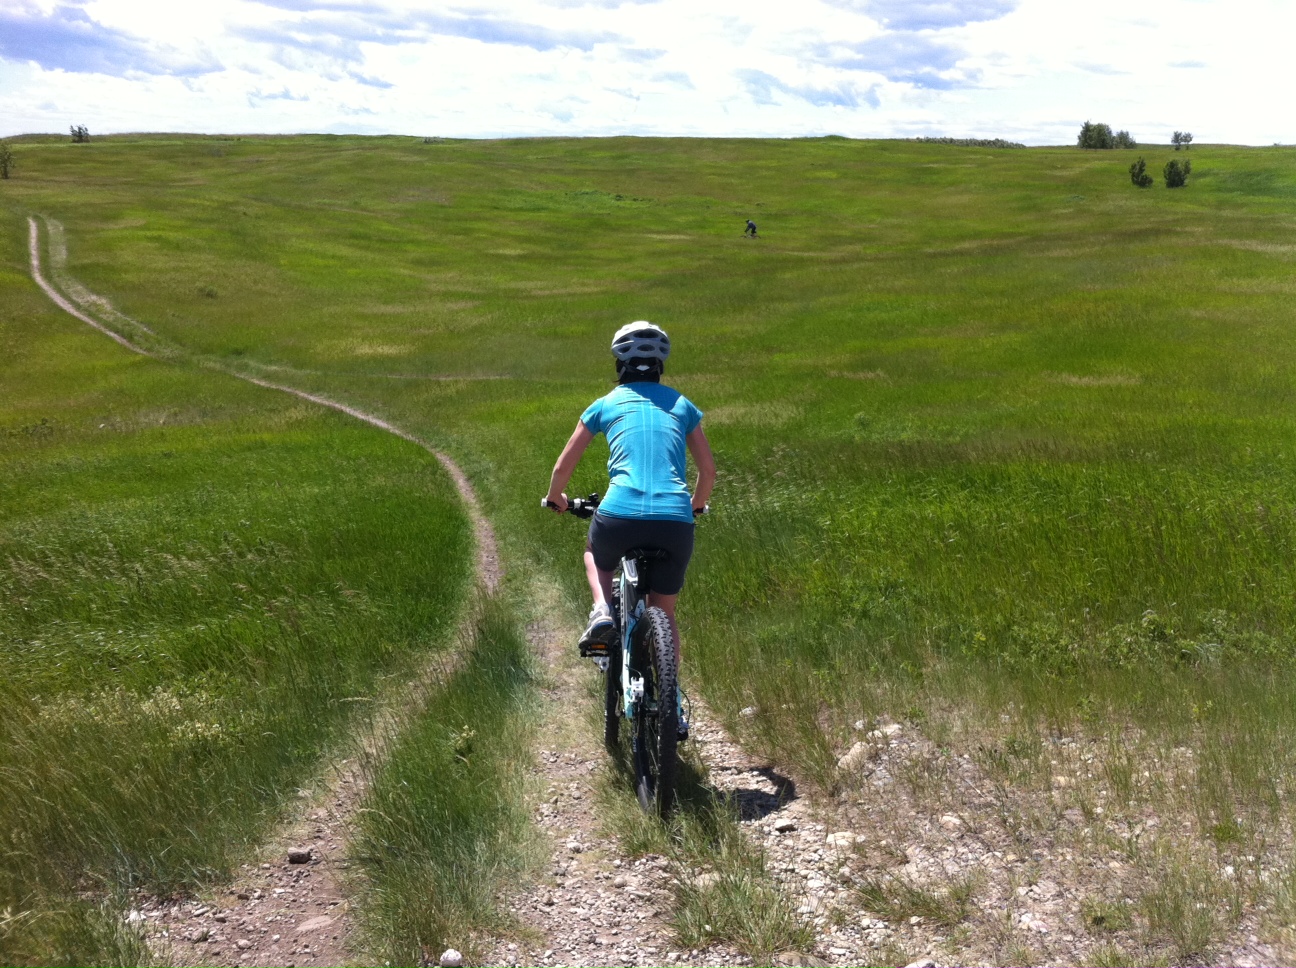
[580,383,703,523]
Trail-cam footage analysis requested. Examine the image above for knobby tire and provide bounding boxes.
[632,606,678,815]
[604,629,622,753]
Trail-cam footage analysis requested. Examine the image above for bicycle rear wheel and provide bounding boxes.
[631,606,678,815]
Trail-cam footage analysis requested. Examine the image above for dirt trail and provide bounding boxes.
[476,584,841,968]
[28,217,152,357]
[27,215,498,966]
[28,216,500,592]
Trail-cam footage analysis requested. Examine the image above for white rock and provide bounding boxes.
[773,819,797,833]
[826,831,857,847]
[837,742,873,772]
[939,814,963,831]
[740,706,758,718]
[693,872,720,890]
[868,723,903,741]
[903,959,937,968]
[440,948,464,967]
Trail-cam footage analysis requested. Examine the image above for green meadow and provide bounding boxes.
[4,132,1296,961]
[0,195,474,962]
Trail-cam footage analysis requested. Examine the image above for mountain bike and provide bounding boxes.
[545,493,693,815]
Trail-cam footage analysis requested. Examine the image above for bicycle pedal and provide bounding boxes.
[579,641,611,658]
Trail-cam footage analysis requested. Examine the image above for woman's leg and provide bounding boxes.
[584,547,614,607]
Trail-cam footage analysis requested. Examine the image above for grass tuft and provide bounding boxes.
[854,869,979,928]
[1084,943,1156,967]
[350,596,538,966]
[1081,896,1134,934]
[593,732,810,962]
[1138,858,1235,964]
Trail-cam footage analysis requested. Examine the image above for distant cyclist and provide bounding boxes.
[544,321,716,694]
[745,219,758,237]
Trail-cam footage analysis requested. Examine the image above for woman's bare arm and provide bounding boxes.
[686,425,716,512]
[545,421,595,512]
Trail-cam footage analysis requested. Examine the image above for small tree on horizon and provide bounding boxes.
[1113,129,1136,148]
[1171,131,1193,150]
[1164,158,1192,187]
[70,125,90,143]
[1129,157,1153,187]
[1078,121,1116,149]
[0,144,13,180]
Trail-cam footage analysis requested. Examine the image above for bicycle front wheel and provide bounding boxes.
[631,606,678,815]
[604,634,622,753]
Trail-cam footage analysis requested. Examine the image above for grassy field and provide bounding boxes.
[0,208,475,962]
[5,132,1296,962]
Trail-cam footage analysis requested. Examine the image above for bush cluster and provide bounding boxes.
[0,143,13,180]
[1164,159,1192,188]
[1127,156,1193,189]
[1078,121,1136,149]
[70,125,90,143]
[1129,157,1153,188]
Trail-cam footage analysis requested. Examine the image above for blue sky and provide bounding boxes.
[0,0,1289,143]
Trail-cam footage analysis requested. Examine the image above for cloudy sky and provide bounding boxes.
[0,0,1288,144]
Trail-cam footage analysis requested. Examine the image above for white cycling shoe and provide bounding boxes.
[578,603,615,655]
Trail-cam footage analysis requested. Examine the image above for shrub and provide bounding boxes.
[1113,130,1136,148]
[1078,121,1115,149]
[0,144,13,179]
[70,125,90,143]
[1164,158,1192,188]
[1129,157,1153,187]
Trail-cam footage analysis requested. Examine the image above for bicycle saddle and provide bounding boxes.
[625,547,670,560]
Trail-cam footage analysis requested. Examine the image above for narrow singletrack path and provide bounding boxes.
[28,216,500,593]
[27,215,498,966]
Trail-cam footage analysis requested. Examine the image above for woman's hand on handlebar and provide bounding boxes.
[543,492,569,513]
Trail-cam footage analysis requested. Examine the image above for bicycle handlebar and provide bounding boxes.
[542,493,708,519]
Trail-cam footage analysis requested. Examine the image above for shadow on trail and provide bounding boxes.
[605,741,797,834]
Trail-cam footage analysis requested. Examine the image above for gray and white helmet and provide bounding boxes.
[611,321,670,363]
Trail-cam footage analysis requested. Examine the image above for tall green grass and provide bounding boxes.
[0,216,473,962]
[350,597,537,965]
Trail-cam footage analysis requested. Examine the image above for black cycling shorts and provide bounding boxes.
[587,512,695,596]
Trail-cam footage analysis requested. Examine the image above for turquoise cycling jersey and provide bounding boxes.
[580,383,703,523]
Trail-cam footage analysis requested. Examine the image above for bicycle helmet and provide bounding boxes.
[611,321,670,363]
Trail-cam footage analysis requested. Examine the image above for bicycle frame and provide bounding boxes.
[607,556,650,721]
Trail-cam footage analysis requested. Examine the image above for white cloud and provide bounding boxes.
[0,0,1290,143]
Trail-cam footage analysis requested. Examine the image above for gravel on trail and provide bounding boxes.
[479,608,851,968]
[146,766,359,968]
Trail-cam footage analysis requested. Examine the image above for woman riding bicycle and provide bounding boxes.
[544,321,716,721]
